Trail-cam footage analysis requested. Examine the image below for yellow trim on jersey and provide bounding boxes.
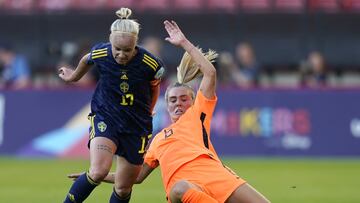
[144,54,159,66]
[91,48,108,59]
[89,114,95,140]
[142,59,156,71]
[142,54,159,71]
[92,51,107,56]
[92,54,107,59]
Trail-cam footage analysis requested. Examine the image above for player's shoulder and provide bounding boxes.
[90,42,110,60]
[150,129,167,143]
[137,46,163,72]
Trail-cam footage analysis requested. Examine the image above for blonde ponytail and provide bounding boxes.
[177,48,218,84]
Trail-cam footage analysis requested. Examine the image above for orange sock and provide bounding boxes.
[181,188,218,203]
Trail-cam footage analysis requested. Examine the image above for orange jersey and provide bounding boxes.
[144,90,221,189]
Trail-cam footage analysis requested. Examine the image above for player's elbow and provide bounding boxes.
[203,67,216,82]
[204,66,216,78]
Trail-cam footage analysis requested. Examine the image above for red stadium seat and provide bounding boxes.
[173,0,203,11]
[136,0,170,11]
[106,0,134,9]
[308,0,339,12]
[274,0,305,12]
[239,0,271,11]
[0,0,34,10]
[207,0,237,12]
[71,0,107,10]
[341,0,360,11]
[37,0,72,11]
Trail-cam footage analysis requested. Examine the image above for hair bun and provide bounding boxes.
[116,7,132,19]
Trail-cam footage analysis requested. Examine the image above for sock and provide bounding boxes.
[63,172,100,203]
[109,189,132,203]
[181,188,218,203]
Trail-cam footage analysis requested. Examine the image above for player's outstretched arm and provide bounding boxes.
[67,163,155,184]
[134,163,156,184]
[68,172,115,184]
[58,53,92,82]
[164,20,216,99]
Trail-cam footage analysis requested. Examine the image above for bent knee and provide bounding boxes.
[170,180,194,200]
[114,186,132,198]
[88,168,109,183]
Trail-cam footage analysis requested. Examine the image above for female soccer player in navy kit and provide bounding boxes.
[58,8,165,203]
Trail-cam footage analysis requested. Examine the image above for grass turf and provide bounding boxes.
[0,157,359,203]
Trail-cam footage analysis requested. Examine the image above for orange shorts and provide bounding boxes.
[166,155,246,203]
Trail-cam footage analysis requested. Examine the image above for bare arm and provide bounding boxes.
[164,20,216,99]
[149,81,160,115]
[58,53,92,82]
[135,163,156,184]
[67,163,156,184]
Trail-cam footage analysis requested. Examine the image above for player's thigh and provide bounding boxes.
[89,136,116,171]
[226,183,270,203]
[114,156,142,188]
[117,134,150,165]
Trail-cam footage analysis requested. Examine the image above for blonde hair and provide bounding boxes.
[177,48,218,83]
[164,48,218,104]
[110,8,140,37]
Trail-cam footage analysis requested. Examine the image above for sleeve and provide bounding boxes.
[144,138,159,168]
[145,54,165,81]
[86,43,108,65]
[194,90,217,117]
[152,59,165,81]
[86,54,94,65]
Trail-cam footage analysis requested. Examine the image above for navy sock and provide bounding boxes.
[64,172,100,203]
[109,189,131,203]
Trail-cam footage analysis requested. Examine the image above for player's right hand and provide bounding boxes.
[58,67,74,82]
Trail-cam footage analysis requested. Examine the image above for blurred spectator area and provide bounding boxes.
[3,0,360,13]
[0,0,360,88]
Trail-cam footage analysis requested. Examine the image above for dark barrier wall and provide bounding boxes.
[0,88,360,157]
[2,13,360,69]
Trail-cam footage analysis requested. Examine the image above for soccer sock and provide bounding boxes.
[63,172,100,203]
[109,188,132,203]
[181,188,218,203]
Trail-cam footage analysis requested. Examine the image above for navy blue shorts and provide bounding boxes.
[88,113,151,165]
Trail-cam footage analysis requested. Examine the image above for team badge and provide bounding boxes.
[97,121,107,132]
[120,82,129,93]
[154,66,165,80]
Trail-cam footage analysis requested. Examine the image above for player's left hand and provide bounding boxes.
[67,172,83,181]
[164,20,186,46]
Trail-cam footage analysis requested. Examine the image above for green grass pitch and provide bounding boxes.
[0,157,359,203]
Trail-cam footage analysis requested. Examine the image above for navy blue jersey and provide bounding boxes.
[87,42,165,136]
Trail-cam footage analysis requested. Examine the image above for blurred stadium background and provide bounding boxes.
[0,0,360,202]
